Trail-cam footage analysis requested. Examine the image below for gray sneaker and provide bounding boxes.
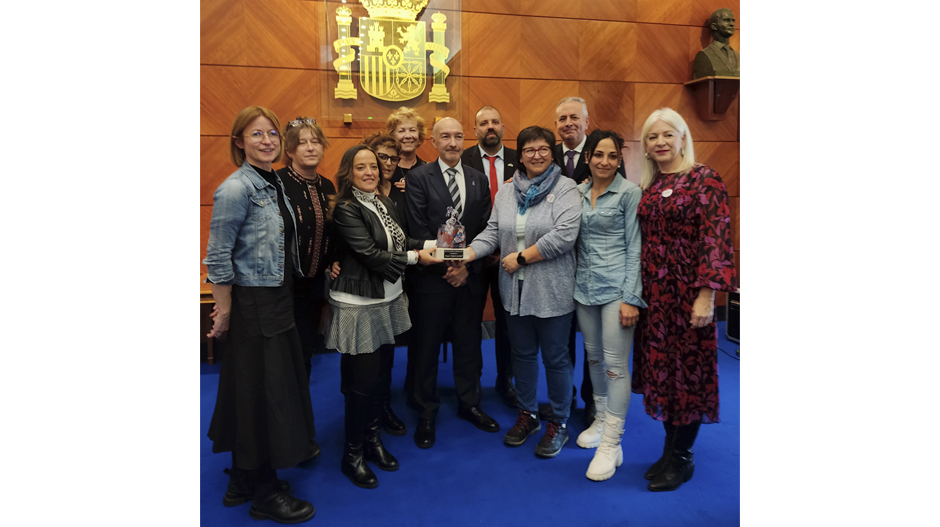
[534,419,569,458]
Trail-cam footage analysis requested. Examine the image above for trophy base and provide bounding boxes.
[435,247,469,260]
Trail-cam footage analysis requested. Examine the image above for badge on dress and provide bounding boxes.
[547,194,555,203]
[662,189,673,198]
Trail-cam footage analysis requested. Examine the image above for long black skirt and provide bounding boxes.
[208,285,316,471]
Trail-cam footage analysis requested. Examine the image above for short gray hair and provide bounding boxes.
[555,97,588,118]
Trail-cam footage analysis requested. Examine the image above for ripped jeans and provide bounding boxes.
[575,299,636,419]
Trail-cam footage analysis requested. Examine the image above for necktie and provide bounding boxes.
[484,154,498,203]
[446,167,462,217]
[565,150,576,179]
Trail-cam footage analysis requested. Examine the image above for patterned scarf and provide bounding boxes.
[353,187,405,251]
[514,163,562,215]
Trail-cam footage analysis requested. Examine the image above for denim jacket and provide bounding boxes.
[574,176,647,308]
[203,161,302,286]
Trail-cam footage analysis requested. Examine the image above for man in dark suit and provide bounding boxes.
[551,97,625,426]
[460,106,518,408]
[406,117,500,449]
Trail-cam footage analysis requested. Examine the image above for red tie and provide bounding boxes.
[484,154,498,203]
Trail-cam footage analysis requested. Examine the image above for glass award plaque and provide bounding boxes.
[435,207,468,260]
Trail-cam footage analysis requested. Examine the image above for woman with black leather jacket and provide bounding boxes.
[324,144,441,489]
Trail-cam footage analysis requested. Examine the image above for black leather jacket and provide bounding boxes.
[330,195,426,299]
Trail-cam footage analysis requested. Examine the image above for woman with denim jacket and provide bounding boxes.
[572,130,647,482]
[324,144,441,489]
[203,106,316,524]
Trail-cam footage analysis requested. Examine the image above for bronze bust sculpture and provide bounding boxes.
[692,8,739,79]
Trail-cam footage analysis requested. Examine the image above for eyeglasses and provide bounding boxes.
[245,130,280,143]
[287,117,317,129]
[521,147,552,159]
[376,153,401,164]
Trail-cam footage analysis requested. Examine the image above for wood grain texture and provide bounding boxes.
[637,0,687,25]
[579,81,634,139]
[635,23,689,83]
[677,84,739,142]
[201,65,321,136]
[202,0,247,65]
[520,80,579,133]
[244,0,320,69]
[622,141,642,185]
[519,17,579,80]
[579,21,636,82]
[583,0,638,22]
[201,136,233,206]
[694,141,739,196]
[688,0,741,28]
[632,82,683,140]
[463,13,520,78]
[468,77,522,141]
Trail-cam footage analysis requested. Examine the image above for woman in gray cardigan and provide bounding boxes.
[464,126,581,459]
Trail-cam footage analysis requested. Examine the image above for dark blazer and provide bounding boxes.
[405,159,491,283]
[330,194,425,299]
[553,141,626,184]
[460,145,518,186]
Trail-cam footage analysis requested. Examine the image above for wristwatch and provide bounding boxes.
[516,253,527,266]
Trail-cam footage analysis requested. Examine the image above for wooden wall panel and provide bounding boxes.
[201,66,322,136]
[201,136,232,206]
[519,80,579,132]
[677,88,739,142]
[579,21,636,82]
[635,24,690,83]
[519,17,580,81]
[244,0,321,69]
[463,13,520,78]
[201,0,246,66]
[632,83,682,140]
[637,0,688,25]
[584,0,637,22]
[694,142,739,196]
[580,81,634,140]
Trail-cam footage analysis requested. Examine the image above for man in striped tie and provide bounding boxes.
[405,117,499,449]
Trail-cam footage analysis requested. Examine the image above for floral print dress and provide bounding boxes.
[632,164,737,425]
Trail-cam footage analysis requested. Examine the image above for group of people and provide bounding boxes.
[203,98,737,523]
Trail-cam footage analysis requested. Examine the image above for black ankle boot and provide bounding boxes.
[648,421,700,492]
[644,420,677,480]
[342,390,378,488]
[381,387,406,436]
[341,442,378,488]
[249,488,316,523]
[364,418,400,471]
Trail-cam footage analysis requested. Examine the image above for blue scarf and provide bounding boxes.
[513,163,562,215]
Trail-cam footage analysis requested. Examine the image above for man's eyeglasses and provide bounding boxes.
[521,146,551,159]
[245,130,280,143]
[376,152,401,164]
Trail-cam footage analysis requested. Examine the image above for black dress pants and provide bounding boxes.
[409,276,485,420]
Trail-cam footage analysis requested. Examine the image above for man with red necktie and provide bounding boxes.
[460,106,518,408]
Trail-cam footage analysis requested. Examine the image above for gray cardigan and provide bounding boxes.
[469,174,581,318]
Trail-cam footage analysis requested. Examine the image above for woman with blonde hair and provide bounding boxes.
[633,107,737,492]
[204,106,317,523]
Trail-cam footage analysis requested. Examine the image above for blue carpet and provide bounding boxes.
[200,323,740,526]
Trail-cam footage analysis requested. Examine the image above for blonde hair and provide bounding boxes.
[385,107,427,144]
[229,106,283,167]
[282,117,330,167]
[639,108,695,190]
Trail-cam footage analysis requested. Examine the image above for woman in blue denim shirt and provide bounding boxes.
[203,106,316,524]
[573,130,646,482]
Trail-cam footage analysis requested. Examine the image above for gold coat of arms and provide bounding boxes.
[333,0,450,102]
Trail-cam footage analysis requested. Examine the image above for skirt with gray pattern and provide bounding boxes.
[325,293,411,355]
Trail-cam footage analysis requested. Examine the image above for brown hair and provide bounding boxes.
[229,106,283,167]
[282,117,330,167]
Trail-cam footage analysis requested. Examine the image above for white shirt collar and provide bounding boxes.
[437,157,463,177]
[562,136,587,155]
[478,144,505,160]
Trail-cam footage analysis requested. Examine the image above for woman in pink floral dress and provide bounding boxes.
[633,108,737,492]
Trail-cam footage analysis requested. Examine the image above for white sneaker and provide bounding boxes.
[576,396,607,448]
[586,413,625,482]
